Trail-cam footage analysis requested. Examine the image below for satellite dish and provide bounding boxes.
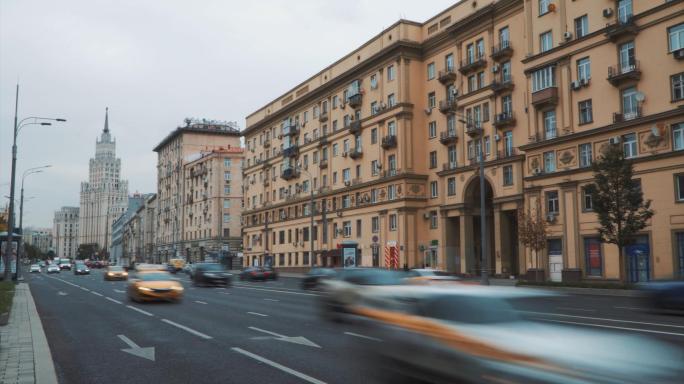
[635,92,645,102]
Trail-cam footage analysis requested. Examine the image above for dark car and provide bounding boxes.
[239,267,266,281]
[639,280,684,311]
[302,268,336,290]
[262,267,278,280]
[73,262,90,275]
[192,263,232,287]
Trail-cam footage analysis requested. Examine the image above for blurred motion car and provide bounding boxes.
[301,268,337,290]
[192,263,232,287]
[47,264,60,274]
[104,265,128,281]
[58,259,72,270]
[239,267,265,281]
[127,271,183,303]
[347,285,684,384]
[262,266,278,280]
[639,280,684,311]
[29,264,41,273]
[73,262,90,275]
[168,258,186,273]
[406,269,461,284]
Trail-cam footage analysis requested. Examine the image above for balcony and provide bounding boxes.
[282,124,299,137]
[490,41,513,62]
[439,130,458,145]
[607,61,641,87]
[438,98,458,114]
[318,135,328,147]
[349,120,362,135]
[459,55,486,74]
[493,112,516,129]
[531,86,558,109]
[263,138,271,148]
[442,162,458,171]
[263,178,270,187]
[613,107,642,123]
[438,68,457,84]
[348,93,362,108]
[491,76,514,94]
[497,148,519,159]
[349,147,363,159]
[282,145,299,158]
[465,122,483,138]
[605,16,638,41]
[382,169,401,178]
[281,167,300,180]
[318,111,329,122]
[381,135,397,149]
[319,159,328,169]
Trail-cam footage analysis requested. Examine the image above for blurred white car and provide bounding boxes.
[47,264,60,274]
[29,264,41,273]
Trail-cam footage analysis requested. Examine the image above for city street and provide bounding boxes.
[24,270,684,384]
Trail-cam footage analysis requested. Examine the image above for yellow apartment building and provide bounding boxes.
[241,0,684,282]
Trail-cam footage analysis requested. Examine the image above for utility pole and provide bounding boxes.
[5,85,19,281]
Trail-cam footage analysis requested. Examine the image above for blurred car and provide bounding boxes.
[168,258,186,274]
[30,264,41,273]
[239,267,265,281]
[348,285,684,384]
[301,268,337,290]
[38,261,46,267]
[192,263,232,287]
[406,269,461,284]
[47,264,60,274]
[73,262,90,275]
[262,267,278,280]
[127,271,184,303]
[639,280,684,311]
[135,264,167,272]
[104,265,128,281]
[58,259,72,270]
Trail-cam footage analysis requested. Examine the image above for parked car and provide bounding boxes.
[47,264,60,274]
[639,280,684,311]
[301,268,337,290]
[192,263,232,287]
[127,271,184,303]
[239,267,265,281]
[29,264,41,273]
[104,265,129,281]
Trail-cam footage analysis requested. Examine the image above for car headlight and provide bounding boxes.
[170,286,184,291]
[138,286,153,291]
[204,273,217,277]
[122,272,128,276]
[107,272,113,276]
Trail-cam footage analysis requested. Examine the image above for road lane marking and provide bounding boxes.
[535,318,684,337]
[248,327,320,348]
[234,283,301,292]
[126,305,154,317]
[194,301,208,305]
[114,289,126,293]
[161,319,213,339]
[57,291,68,296]
[80,287,90,292]
[264,298,280,302]
[118,334,156,361]
[91,291,104,297]
[247,312,268,317]
[233,285,319,297]
[521,311,684,329]
[231,348,326,384]
[344,332,382,342]
[219,292,231,295]
[555,307,596,312]
[614,306,647,310]
[106,297,123,304]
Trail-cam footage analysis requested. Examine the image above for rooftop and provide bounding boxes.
[153,118,241,152]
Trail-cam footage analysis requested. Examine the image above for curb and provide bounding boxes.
[24,284,59,384]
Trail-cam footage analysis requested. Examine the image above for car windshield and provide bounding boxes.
[138,273,171,281]
[198,264,224,271]
[416,295,520,324]
[109,266,124,271]
[340,269,407,285]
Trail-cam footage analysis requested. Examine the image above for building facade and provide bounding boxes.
[110,194,147,266]
[241,0,684,281]
[79,108,129,253]
[153,119,242,263]
[53,207,79,259]
[24,227,53,254]
[182,148,244,265]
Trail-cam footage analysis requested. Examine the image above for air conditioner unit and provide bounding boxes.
[379,102,387,110]
[494,134,501,141]
[532,168,542,175]
[602,8,613,18]
[278,134,283,139]
[563,31,573,41]
[651,126,661,137]
[674,49,684,60]
[344,181,351,187]
[491,64,500,73]
[609,136,621,145]
[341,152,348,157]
[450,88,459,96]
[424,108,433,115]
[546,213,557,223]
[423,213,430,219]
[376,163,382,169]
[580,77,590,86]
[571,80,581,90]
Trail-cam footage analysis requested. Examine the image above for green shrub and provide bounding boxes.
[0,281,15,315]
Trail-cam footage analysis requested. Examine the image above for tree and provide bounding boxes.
[24,243,44,261]
[587,144,654,283]
[77,243,98,260]
[518,200,548,281]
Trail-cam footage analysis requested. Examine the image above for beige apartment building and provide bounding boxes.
[241,0,684,282]
[153,119,242,263]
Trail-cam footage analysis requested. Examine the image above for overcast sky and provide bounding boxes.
[1,0,455,228]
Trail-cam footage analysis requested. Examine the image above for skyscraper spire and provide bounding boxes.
[104,107,109,133]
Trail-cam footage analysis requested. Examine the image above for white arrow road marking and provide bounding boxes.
[231,348,326,384]
[344,332,382,342]
[247,312,268,317]
[194,301,208,305]
[117,334,155,361]
[248,326,320,348]
[57,291,68,296]
[114,289,125,293]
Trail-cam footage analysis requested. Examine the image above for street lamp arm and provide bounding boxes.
[17,117,66,135]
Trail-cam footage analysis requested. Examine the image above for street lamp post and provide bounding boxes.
[17,166,51,277]
[4,84,66,281]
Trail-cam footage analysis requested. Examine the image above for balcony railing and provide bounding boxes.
[318,135,328,147]
[282,124,299,137]
[497,148,519,159]
[281,167,300,180]
[465,122,483,137]
[438,98,458,114]
[607,61,641,86]
[613,107,642,123]
[348,93,362,108]
[319,111,328,122]
[349,120,362,135]
[263,138,271,148]
[605,15,638,41]
[439,130,458,145]
[381,135,397,149]
[438,68,457,84]
[382,168,401,178]
[319,158,328,169]
[531,86,559,109]
[491,76,514,94]
[349,147,363,159]
[442,162,458,171]
[282,145,299,158]
[493,112,516,128]
[459,54,487,74]
[263,178,270,187]
[491,41,513,61]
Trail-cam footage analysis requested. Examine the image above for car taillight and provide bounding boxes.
[251,272,256,275]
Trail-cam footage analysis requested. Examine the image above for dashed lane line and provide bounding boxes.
[233,285,319,297]
[264,298,280,302]
[247,312,269,317]
[231,347,327,384]
[536,318,684,337]
[105,297,123,304]
[161,319,213,340]
[126,305,154,317]
[343,332,382,342]
[91,291,104,297]
[194,301,208,305]
[521,311,684,329]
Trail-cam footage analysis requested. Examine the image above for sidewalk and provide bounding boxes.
[0,283,58,384]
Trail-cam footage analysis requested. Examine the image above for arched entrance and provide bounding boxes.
[463,176,495,276]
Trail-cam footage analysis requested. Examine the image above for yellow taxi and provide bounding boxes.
[127,271,184,303]
[104,265,129,281]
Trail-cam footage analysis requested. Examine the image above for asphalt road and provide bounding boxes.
[25,269,684,384]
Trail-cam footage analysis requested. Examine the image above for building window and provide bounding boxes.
[540,31,553,52]
[389,214,397,231]
[584,237,603,277]
[447,177,456,196]
[503,165,513,186]
[343,139,350,153]
[476,39,485,58]
[387,65,395,81]
[428,92,436,109]
[544,151,556,173]
[387,93,396,108]
[502,94,512,115]
[343,168,351,183]
[445,53,454,71]
[477,71,485,88]
[223,199,231,209]
[504,131,513,157]
[579,100,593,125]
[371,160,379,176]
[579,143,593,168]
[544,110,557,139]
[574,15,589,38]
[370,101,378,115]
[484,136,491,157]
[372,217,379,233]
[342,221,351,237]
[388,185,397,200]
[582,187,594,211]
[388,121,396,136]
[467,75,476,92]
[370,74,378,89]
[676,174,684,202]
[676,232,684,278]
[619,41,636,73]
[223,214,230,223]
[577,57,591,82]
[622,133,637,159]
[430,211,438,229]
[388,154,396,172]
[428,121,437,139]
[672,72,684,101]
[224,171,231,181]
[332,143,339,157]
[429,151,437,169]
[427,62,435,80]
[621,86,639,120]
[546,191,559,214]
[669,23,684,52]
[539,0,551,16]
[499,26,510,46]
[223,158,232,167]
[430,181,438,198]
[466,43,474,63]
[532,66,555,92]
[673,123,683,151]
[617,0,633,23]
